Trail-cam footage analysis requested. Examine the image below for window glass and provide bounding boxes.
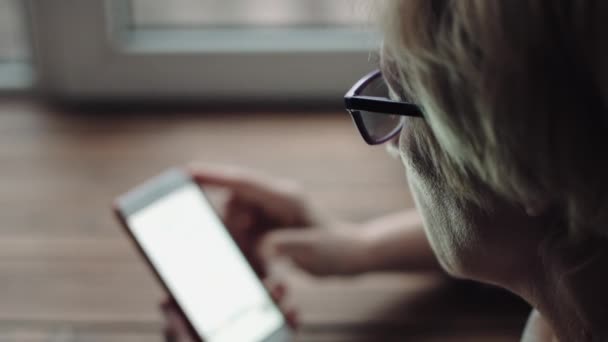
[0,0,28,62]
[130,0,370,28]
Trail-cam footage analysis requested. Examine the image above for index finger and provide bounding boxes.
[186,163,294,203]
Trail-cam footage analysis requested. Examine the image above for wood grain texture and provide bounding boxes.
[0,100,528,341]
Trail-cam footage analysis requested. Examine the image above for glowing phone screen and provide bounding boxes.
[128,184,283,342]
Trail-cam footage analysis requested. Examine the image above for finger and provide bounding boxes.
[263,279,287,303]
[258,229,314,262]
[188,164,271,197]
[160,297,180,314]
[162,306,182,327]
[263,277,298,330]
[161,303,195,342]
[259,230,334,276]
[223,197,256,236]
[272,282,286,303]
[164,327,177,342]
[285,309,299,330]
[160,298,171,312]
[277,301,298,330]
[187,164,301,209]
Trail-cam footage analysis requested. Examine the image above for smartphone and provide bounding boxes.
[114,169,293,342]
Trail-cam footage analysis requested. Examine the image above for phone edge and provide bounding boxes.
[112,168,294,342]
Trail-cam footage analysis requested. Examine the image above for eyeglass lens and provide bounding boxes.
[358,75,404,142]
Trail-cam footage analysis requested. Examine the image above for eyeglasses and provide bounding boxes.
[344,70,423,145]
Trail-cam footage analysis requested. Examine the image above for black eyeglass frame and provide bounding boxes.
[344,69,424,145]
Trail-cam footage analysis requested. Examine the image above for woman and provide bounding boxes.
[165,1,608,341]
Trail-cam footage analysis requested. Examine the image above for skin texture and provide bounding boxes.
[399,117,608,341]
[396,120,543,285]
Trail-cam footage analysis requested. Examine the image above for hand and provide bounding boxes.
[161,298,197,342]
[188,164,371,277]
[259,222,371,276]
[189,163,318,275]
[160,164,374,341]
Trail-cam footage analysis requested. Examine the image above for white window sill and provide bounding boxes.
[0,62,33,90]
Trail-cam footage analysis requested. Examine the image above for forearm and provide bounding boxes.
[360,209,442,273]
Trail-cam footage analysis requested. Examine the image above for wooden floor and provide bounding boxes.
[0,100,529,341]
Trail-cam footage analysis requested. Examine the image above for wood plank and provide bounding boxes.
[0,323,162,342]
[0,327,519,342]
[0,323,520,342]
[0,104,413,240]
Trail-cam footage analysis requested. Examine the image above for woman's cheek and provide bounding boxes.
[397,121,466,277]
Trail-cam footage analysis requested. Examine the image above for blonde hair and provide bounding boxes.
[379,0,608,238]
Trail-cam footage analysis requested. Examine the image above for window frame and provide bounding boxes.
[0,0,33,92]
[27,0,381,102]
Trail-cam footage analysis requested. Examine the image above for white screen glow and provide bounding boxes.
[128,184,284,342]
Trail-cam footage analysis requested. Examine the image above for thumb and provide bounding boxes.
[258,229,316,267]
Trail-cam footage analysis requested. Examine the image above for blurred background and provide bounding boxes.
[0,1,528,341]
[0,0,377,101]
